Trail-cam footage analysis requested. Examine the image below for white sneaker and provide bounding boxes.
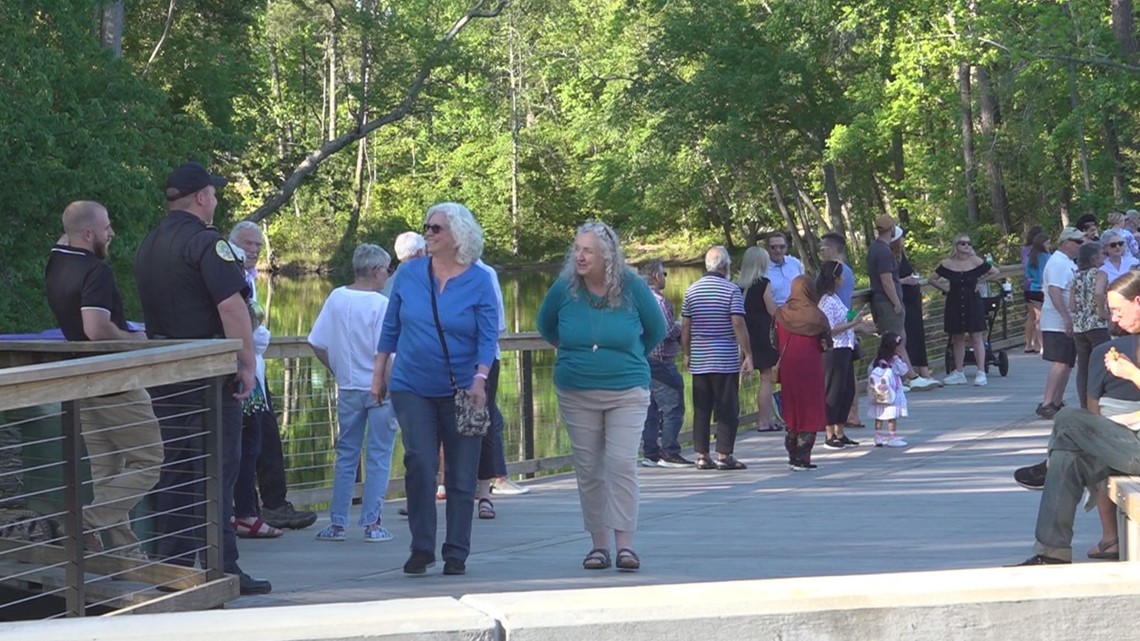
[943,370,967,385]
[491,477,531,495]
[910,376,938,391]
[886,435,908,447]
[640,457,661,468]
[974,372,988,386]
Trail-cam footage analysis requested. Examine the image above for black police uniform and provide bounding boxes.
[134,210,249,575]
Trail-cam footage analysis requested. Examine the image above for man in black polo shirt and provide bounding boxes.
[45,201,163,557]
[134,162,269,595]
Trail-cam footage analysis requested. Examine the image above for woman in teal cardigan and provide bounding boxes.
[537,221,666,573]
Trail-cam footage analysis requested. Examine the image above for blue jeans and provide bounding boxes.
[1035,408,1140,560]
[331,389,398,527]
[150,380,243,575]
[642,360,685,459]
[392,391,482,562]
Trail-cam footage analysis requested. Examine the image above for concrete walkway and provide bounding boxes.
[233,351,1091,609]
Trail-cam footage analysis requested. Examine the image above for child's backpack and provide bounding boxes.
[868,364,896,405]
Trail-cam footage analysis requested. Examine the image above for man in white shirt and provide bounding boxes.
[308,244,398,541]
[1037,227,1083,419]
[765,231,803,307]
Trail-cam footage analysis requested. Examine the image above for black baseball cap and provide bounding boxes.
[165,162,227,201]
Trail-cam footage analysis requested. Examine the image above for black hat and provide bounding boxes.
[165,162,227,201]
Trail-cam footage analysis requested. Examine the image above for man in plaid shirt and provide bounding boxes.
[638,260,693,468]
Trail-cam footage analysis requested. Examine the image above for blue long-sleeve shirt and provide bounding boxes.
[537,270,667,390]
[378,257,498,397]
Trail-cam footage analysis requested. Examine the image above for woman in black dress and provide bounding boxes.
[929,233,1000,386]
[737,246,780,431]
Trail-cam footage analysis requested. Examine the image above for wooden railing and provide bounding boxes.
[0,340,241,617]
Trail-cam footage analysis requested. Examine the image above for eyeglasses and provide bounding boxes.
[1109,241,1125,248]
[423,223,447,235]
[957,241,972,246]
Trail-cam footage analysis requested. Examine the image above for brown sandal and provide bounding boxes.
[582,548,611,570]
[478,498,496,520]
[615,548,640,571]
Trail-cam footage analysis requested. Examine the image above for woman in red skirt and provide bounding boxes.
[775,276,830,470]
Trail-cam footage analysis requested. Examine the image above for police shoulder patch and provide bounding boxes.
[215,240,237,262]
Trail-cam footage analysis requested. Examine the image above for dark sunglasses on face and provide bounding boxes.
[1109,241,1125,248]
[423,223,446,235]
[958,241,972,246]
[769,244,787,250]
[1070,238,1084,245]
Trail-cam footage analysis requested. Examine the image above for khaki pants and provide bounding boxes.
[79,388,164,552]
[556,387,651,534]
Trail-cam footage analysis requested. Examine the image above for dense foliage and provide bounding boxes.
[4,0,1140,331]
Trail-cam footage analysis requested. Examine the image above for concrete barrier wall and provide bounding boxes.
[4,565,1140,641]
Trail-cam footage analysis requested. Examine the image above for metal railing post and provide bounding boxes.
[203,377,224,580]
[62,400,86,617]
[521,350,535,476]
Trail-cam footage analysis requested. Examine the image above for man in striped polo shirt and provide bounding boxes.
[681,246,754,471]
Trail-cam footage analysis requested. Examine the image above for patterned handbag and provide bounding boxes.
[428,258,491,437]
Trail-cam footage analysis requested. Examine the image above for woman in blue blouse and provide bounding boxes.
[372,203,498,577]
[537,222,666,572]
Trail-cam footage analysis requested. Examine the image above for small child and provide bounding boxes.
[867,332,909,448]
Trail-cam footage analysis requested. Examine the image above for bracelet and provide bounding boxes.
[474,372,488,381]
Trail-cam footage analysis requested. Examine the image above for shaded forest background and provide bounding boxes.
[4,0,1140,332]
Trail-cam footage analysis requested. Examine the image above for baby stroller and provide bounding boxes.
[944,279,1011,377]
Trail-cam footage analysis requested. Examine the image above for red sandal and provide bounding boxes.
[234,517,284,538]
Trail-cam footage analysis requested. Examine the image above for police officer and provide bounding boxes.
[134,161,270,595]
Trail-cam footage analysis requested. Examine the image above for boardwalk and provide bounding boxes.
[233,351,1093,609]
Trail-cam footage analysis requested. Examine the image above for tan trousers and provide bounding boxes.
[555,387,651,534]
[78,388,164,552]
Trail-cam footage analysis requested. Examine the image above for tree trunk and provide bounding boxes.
[1056,150,1073,225]
[327,28,338,142]
[770,175,807,261]
[98,1,124,58]
[1068,62,1093,201]
[975,66,1011,232]
[959,63,980,224]
[822,161,846,235]
[1104,110,1130,206]
[1113,0,1138,63]
[507,3,521,256]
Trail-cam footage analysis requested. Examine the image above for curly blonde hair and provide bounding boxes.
[559,221,631,308]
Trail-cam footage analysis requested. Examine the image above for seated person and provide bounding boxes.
[1015,270,1140,564]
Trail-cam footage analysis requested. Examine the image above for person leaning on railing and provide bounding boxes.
[537,221,666,573]
[372,202,498,577]
[44,200,163,558]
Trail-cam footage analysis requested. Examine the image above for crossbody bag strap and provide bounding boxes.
[427,258,459,392]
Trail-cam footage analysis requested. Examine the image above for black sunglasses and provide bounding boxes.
[957,241,972,246]
[423,223,446,235]
[1070,238,1084,245]
[1109,241,1125,248]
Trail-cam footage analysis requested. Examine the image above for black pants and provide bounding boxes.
[150,380,242,574]
[692,372,740,455]
[255,390,288,510]
[477,359,507,481]
[904,298,929,368]
[823,348,855,426]
[785,432,817,465]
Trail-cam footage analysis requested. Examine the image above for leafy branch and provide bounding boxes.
[246,0,508,223]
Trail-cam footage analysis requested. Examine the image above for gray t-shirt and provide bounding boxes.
[867,239,902,303]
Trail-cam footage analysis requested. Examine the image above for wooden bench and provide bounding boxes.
[1108,476,1140,561]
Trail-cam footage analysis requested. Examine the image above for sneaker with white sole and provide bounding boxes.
[873,432,887,447]
[364,524,393,542]
[315,525,346,541]
[974,372,988,386]
[943,370,968,385]
[491,477,530,495]
[886,435,908,447]
[640,457,661,468]
[910,376,939,391]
